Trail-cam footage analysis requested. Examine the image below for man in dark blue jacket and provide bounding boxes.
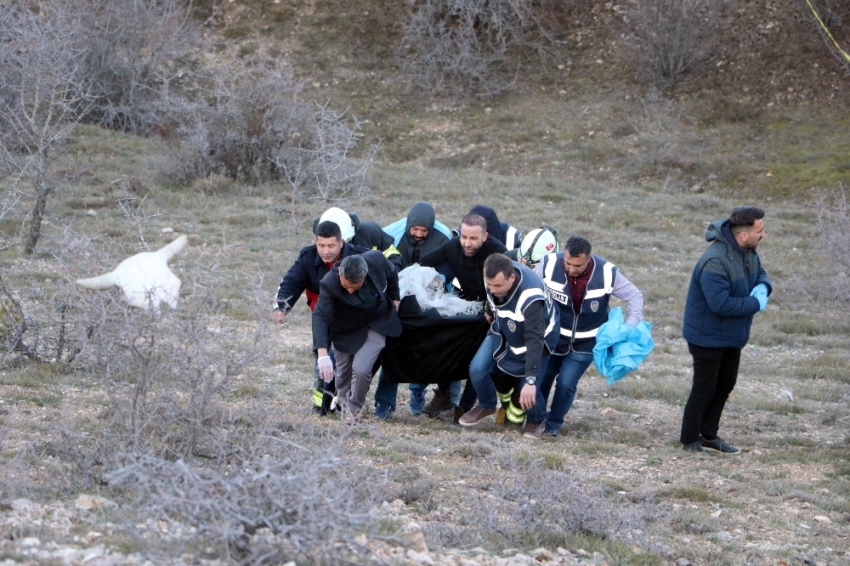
[680,206,771,454]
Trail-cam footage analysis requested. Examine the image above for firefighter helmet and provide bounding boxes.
[519,227,558,264]
[320,207,355,242]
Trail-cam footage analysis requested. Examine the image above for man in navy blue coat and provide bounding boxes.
[680,206,771,454]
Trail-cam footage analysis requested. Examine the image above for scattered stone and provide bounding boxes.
[814,515,831,524]
[75,494,116,511]
[161,227,174,234]
[21,537,40,547]
[401,521,428,554]
[531,548,554,561]
[406,549,434,565]
[87,209,97,216]
[675,559,691,566]
[600,407,620,417]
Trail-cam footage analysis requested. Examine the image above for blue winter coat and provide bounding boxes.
[682,219,771,348]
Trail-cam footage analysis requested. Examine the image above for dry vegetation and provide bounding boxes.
[1,0,850,565]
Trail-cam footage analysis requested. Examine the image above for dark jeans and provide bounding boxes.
[680,342,741,444]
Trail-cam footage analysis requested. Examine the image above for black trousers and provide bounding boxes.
[680,342,741,444]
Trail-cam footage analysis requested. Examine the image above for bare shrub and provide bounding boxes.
[0,3,95,255]
[399,0,560,97]
[102,431,389,564]
[52,240,267,459]
[816,185,850,302]
[73,0,202,135]
[157,61,377,198]
[272,103,379,203]
[618,90,684,176]
[421,452,654,550]
[626,0,722,88]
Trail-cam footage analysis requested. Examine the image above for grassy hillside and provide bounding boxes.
[0,1,849,565]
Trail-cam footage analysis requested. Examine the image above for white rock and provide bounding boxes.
[814,515,831,524]
[87,209,97,216]
[161,227,174,234]
[406,549,434,565]
[21,537,40,547]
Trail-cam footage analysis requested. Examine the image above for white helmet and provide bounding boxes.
[519,227,558,264]
[320,207,355,242]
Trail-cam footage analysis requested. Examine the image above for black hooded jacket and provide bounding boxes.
[397,202,450,268]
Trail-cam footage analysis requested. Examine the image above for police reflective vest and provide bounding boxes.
[540,252,616,354]
[486,263,559,377]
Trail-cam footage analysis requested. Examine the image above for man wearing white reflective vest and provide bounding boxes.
[459,253,559,438]
[533,236,644,438]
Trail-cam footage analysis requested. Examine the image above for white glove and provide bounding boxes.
[317,356,334,382]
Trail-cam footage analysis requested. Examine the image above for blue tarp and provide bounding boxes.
[592,307,654,386]
[383,218,453,246]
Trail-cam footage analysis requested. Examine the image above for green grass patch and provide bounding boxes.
[794,353,850,383]
[657,485,723,503]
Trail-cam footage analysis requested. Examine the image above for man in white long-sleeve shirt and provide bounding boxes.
[532,236,644,438]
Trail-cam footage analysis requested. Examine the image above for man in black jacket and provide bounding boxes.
[272,221,369,414]
[418,213,508,419]
[313,252,402,421]
[374,201,451,419]
[313,207,403,271]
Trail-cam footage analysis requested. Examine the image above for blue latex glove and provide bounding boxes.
[750,284,768,311]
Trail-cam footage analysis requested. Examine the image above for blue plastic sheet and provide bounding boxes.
[383,218,453,246]
[592,307,654,386]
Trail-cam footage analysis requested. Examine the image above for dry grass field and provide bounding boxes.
[1,0,849,565]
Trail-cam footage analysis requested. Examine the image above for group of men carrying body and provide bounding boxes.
[274,203,770,450]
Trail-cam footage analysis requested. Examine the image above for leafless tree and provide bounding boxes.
[399,0,561,97]
[0,3,95,255]
[272,102,379,203]
[626,0,722,88]
[159,61,378,199]
[74,0,203,134]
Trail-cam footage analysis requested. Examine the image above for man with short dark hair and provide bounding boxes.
[533,236,644,438]
[680,206,771,454]
[272,220,369,414]
[417,213,508,418]
[313,252,402,421]
[459,254,559,437]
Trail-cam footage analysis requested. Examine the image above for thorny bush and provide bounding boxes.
[399,0,562,97]
[626,0,722,88]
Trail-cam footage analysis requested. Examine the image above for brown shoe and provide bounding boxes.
[422,390,454,418]
[458,405,496,427]
[523,421,546,439]
[494,407,508,426]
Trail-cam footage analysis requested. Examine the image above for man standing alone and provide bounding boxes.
[681,206,771,454]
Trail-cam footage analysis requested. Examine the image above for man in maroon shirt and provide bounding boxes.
[531,236,644,438]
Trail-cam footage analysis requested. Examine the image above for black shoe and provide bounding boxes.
[701,436,741,454]
[422,390,453,418]
[682,441,704,453]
